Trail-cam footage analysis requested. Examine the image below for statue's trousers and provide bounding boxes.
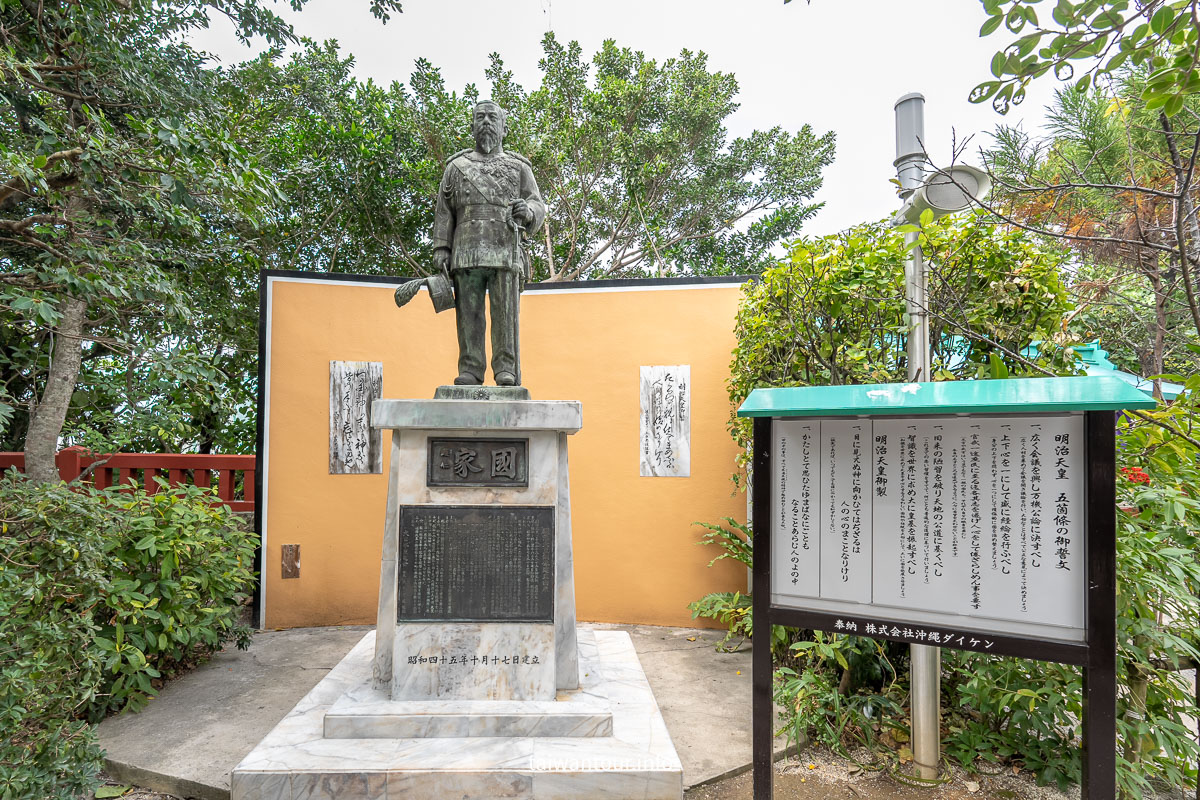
[452,268,519,381]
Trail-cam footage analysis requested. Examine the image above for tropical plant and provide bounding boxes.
[984,75,1200,400]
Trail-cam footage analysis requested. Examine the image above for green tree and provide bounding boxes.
[983,75,1200,397]
[725,213,1074,466]
[971,0,1200,117]
[223,41,437,278]
[228,32,836,285]
[0,0,400,477]
[382,33,835,281]
[497,34,836,280]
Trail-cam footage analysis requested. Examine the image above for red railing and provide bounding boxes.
[0,447,256,512]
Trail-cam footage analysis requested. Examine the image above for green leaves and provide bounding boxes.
[981,15,1005,36]
[973,0,1200,116]
[0,1,403,456]
[940,394,1200,795]
[0,476,108,799]
[0,470,257,800]
[1149,4,1176,34]
[90,482,257,718]
[473,32,835,281]
[725,214,1073,463]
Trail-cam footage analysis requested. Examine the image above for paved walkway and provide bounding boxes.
[96,623,761,800]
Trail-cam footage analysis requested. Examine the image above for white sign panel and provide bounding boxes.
[771,420,820,600]
[329,360,383,474]
[818,420,872,603]
[640,365,691,477]
[771,413,1085,641]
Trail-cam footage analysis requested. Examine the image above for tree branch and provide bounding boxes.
[1159,112,1200,334]
[0,147,83,208]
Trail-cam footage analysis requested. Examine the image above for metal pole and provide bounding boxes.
[895,92,941,781]
[904,232,930,382]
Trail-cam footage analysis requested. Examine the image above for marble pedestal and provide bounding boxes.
[231,396,682,798]
[230,629,684,799]
[371,398,583,702]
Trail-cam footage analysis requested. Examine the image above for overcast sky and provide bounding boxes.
[190,0,1058,237]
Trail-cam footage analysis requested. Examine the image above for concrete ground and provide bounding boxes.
[96,623,770,800]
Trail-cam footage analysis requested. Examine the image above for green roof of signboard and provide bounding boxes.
[737,376,1159,418]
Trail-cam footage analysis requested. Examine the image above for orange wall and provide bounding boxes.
[262,276,749,629]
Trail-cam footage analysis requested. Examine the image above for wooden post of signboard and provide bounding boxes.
[752,416,773,797]
[1082,410,1117,800]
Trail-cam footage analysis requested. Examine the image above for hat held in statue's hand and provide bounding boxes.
[394,274,455,314]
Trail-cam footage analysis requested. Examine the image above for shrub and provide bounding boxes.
[696,217,1198,795]
[0,473,258,798]
[723,215,1074,484]
[90,482,256,718]
[0,476,108,800]
[943,391,1200,795]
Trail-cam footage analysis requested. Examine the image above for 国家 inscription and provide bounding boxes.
[427,438,528,487]
[398,505,553,622]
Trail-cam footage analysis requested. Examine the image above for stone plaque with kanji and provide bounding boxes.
[427,438,528,487]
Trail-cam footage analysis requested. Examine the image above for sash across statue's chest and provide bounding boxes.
[453,156,520,206]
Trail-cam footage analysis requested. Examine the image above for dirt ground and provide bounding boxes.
[686,757,1072,800]
[684,750,1193,800]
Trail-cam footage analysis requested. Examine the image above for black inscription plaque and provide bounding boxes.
[398,505,554,622]
[427,438,529,487]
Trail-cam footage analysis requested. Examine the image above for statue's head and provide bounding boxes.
[472,100,506,154]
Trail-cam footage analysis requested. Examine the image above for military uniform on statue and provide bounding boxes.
[431,100,546,387]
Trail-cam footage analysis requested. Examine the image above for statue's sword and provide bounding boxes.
[507,213,526,384]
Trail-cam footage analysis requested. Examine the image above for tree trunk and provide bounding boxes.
[1119,634,1151,800]
[1159,113,1200,334]
[23,297,86,483]
[1148,264,1166,401]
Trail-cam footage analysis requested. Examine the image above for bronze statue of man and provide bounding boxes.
[432,100,546,386]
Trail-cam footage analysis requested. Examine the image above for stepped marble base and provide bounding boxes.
[231,629,683,800]
[325,687,612,739]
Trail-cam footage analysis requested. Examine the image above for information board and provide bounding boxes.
[743,377,1159,800]
[328,360,383,474]
[771,413,1085,641]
